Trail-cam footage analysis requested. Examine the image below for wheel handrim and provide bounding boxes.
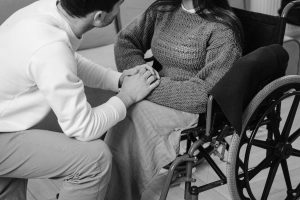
[236,88,300,200]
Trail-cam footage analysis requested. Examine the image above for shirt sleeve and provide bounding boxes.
[75,53,121,92]
[114,7,157,72]
[28,41,126,141]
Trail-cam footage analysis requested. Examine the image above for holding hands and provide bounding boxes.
[117,64,160,108]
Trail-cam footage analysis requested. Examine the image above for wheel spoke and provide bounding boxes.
[288,128,300,143]
[281,160,293,191]
[238,157,244,168]
[282,96,300,141]
[291,148,300,157]
[261,159,280,200]
[273,126,281,142]
[252,139,274,150]
[269,111,281,141]
[247,155,274,180]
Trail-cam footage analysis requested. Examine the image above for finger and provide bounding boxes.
[124,68,138,76]
[138,67,147,75]
[154,69,160,80]
[144,65,155,75]
[135,64,147,70]
[143,71,152,80]
[146,75,156,85]
[148,79,160,90]
[128,68,139,75]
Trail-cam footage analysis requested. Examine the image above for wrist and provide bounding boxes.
[116,91,134,108]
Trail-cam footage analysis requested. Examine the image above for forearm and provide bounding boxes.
[114,8,156,72]
[71,96,126,141]
[76,53,121,92]
[30,43,127,142]
[146,77,210,113]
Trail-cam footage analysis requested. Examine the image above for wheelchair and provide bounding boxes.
[157,1,300,200]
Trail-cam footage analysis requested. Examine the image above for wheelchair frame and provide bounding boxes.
[158,1,300,200]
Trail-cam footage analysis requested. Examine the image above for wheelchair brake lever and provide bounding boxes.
[211,140,229,164]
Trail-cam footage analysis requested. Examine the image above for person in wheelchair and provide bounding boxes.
[104,0,243,199]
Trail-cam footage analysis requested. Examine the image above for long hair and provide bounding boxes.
[149,0,243,45]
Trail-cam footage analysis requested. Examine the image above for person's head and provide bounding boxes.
[150,0,243,45]
[60,0,124,28]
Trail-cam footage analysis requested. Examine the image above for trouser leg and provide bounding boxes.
[0,178,27,200]
[0,130,112,200]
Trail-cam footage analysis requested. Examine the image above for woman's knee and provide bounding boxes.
[128,100,153,118]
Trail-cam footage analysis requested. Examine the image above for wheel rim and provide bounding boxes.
[236,85,300,200]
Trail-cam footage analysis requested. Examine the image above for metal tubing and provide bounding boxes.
[184,161,194,200]
[197,180,227,193]
[205,95,214,137]
[188,139,205,157]
[159,155,197,200]
[198,145,227,181]
[281,0,300,19]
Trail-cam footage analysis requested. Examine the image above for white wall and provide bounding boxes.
[120,0,155,27]
[229,0,245,9]
[245,0,281,15]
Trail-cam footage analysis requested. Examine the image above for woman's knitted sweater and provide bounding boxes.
[115,4,242,114]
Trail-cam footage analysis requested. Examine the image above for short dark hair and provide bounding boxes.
[60,0,120,18]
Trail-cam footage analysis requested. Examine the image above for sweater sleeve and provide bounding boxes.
[146,28,242,114]
[28,42,126,141]
[114,7,156,71]
[75,53,121,92]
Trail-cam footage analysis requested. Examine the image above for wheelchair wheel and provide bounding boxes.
[227,75,300,200]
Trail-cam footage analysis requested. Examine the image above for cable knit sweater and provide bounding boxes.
[115,4,242,114]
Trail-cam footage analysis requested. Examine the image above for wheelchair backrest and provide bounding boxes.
[207,8,290,133]
[232,8,286,55]
[210,44,289,132]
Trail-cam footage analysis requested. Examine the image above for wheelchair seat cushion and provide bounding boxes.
[209,44,289,132]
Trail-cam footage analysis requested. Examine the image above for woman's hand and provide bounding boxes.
[118,64,160,88]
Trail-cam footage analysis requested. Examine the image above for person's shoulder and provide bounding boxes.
[208,19,231,30]
[201,20,233,37]
[20,16,69,43]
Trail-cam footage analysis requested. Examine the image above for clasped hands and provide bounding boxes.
[117,64,160,108]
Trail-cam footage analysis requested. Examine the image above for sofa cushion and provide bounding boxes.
[79,25,117,50]
[77,44,117,71]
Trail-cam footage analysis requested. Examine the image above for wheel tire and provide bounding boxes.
[227,75,300,200]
